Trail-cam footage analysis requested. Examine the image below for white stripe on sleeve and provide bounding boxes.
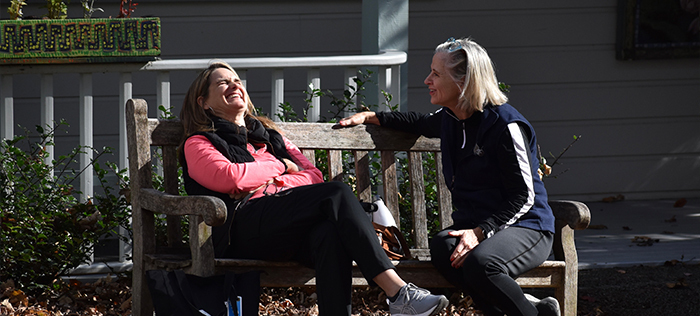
[499,123,536,231]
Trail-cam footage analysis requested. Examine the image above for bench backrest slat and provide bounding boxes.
[280,122,441,151]
[162,146,184,246]
[276,122,448,253]
[380,151,400,220]
[435,152,454,229]
[407,152,428,249]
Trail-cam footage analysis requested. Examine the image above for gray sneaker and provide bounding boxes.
[524,293,561,316]
[387,283,449,316]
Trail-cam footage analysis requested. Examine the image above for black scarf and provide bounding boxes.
[182,115,294,199]
[201,115,293,164]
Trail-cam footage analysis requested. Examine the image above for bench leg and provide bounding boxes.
[555,261,578,316]
[553,218,579,316]
[131,205,155,316]
[132,268,154,316]
[558,272,577,316]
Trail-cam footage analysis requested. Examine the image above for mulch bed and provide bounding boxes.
[2,262,698,315]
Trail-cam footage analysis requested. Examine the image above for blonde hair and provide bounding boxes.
[179,61,258,138]
[435,37,508,113]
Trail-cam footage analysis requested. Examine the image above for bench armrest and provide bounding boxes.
[548,200,591,230]
[138,188,228,226]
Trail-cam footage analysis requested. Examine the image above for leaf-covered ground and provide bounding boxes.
[2,262,698,315]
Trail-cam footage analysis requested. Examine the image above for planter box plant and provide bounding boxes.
[0,17,160,64]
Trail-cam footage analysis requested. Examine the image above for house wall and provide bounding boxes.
[406,0,700,202]
[5,0,700,202]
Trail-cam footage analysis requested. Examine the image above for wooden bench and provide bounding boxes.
[126,98,591,316]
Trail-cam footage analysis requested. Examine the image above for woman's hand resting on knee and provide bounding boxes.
[448,227,485,268]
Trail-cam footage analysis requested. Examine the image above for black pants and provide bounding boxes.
[430,226,553,316]
[222,181,394,315]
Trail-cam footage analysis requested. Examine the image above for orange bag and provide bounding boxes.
[372,222,413,260]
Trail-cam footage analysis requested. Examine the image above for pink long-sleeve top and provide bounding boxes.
[184,134,324,200]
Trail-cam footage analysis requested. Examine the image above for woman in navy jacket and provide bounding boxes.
[340,38,559,316]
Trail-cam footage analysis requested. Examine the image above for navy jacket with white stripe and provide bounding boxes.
[376,104,555,238]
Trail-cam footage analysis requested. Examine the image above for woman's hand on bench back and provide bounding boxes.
[338,111,380,127]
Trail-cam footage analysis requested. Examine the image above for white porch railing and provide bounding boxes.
[0,50,406,267]
[1,50,405,199]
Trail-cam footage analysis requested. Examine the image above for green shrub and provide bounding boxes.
[0,121,130,293]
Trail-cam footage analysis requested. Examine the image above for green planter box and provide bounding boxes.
[0,17,160,64]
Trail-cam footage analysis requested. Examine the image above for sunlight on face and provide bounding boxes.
[199,68,248,121]
[424,52,462,109]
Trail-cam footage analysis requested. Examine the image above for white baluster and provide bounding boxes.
[157,71,171,115]
[378,66,390,112]
[119,72,133,170]
[390,64,401,111]
[79,73,94,203]
[344,67,357,118]
[1,75,13,140]
[307,68,320,122]
[41,74,54,168]
[272,69,284,121]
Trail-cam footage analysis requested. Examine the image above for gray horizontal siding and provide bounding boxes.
[406,0,700,201]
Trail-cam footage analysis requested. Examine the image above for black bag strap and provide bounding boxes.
[224,271,240,316]
[174,270,205,314]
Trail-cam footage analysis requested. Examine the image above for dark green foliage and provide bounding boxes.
[42,0,69,19]
[276,70,397,123]
[0,121,130,293]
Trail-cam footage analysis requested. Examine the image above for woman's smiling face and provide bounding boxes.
[424,52,462,110]
[198,67,248,122]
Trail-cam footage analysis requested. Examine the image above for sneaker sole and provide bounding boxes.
[430,297,449,316]
[392,296,449,316]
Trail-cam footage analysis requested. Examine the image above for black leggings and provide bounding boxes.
[222,181,394,315]
[430,226,553,316]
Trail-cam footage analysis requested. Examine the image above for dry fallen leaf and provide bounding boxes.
[673,198,687,208]
[279,298,294,308]
[602,194,625,203]
[587,224,608,230]
[7,289,28,307]
[664,215,677,223]
[632,236,659,246]
[666,278,688,289]
[1,299,15,313]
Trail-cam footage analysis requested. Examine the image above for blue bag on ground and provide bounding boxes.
[146,269,260,316]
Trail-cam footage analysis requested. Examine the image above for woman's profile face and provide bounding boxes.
[424,52,461,109]
[199,67,248,118]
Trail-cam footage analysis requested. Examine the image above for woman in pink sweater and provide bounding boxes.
[178,61,447,316]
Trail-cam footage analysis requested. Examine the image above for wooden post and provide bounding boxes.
[362,0,408,111]
[126,99,156,316]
